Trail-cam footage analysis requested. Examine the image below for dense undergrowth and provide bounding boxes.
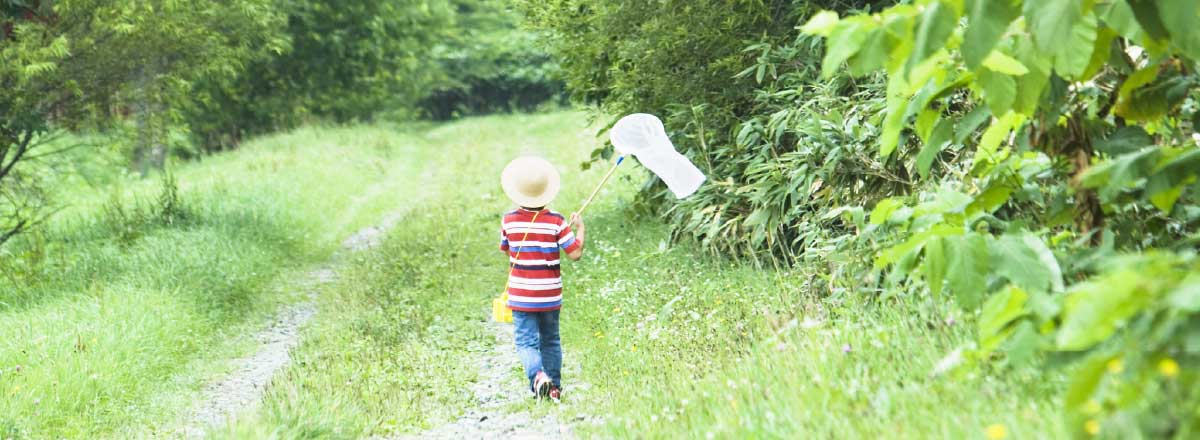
[523,1,1199,436]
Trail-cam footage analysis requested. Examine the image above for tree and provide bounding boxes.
[0,0,283,245]
[186,0,458,150]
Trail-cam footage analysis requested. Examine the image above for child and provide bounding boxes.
[499,155,585,401]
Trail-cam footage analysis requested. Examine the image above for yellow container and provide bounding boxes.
[492,292,513,323]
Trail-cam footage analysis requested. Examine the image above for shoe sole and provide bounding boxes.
[534,378,552,400]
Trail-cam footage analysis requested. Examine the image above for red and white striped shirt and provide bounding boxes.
[499,208,581,312]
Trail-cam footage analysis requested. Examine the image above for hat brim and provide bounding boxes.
[501,157,561,208]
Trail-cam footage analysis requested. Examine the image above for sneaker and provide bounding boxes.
[533,371,553,399]
[548,386,562,402]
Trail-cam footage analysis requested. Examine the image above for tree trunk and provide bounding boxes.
[133,66,167,176]
[1071,148,1105,244]
[1065,118,1104,245]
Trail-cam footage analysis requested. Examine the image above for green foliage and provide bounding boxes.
[807,0,1200,435]
[186,0,564,150]
[418,0,564,120]
[184,0,456,150]
[1,0,284,242]
[518,0,903,262]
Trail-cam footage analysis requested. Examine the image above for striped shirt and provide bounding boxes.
[500,208,581,312]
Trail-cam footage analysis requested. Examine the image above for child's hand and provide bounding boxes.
[570,213,585,234]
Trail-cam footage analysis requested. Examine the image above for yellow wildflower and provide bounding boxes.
[1159,358,1179,378]
[984,423,1007,440]
[1085,419,1100,436]
[1106,358,1123,374]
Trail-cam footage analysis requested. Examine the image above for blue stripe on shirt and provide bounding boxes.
[507,299,563,309]
[511,264,560,271]
[509,246,561,254]
[559,237,576,250]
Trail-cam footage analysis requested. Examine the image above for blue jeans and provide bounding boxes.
[512,310,562,391]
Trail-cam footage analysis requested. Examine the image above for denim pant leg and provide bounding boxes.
[538,310,563,388]
[512,311,543,391]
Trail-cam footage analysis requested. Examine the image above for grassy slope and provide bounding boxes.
[0,125,428,438]
[218,112,1065,439]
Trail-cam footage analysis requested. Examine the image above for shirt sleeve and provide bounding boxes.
[499,220,509,252]
[557,218,581,254]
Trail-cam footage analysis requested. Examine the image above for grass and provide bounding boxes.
[0,124,430,438]
[2,111,1067,438]
[215,111,1067,439]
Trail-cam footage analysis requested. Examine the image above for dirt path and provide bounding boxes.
[390,318,598,440]
[173,216,397,439]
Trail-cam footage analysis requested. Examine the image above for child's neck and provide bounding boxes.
[520,206,545,212]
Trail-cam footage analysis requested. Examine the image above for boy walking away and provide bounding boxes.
[499,156,585,402]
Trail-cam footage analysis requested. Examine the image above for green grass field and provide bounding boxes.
[0,124,432,438]
[2,112,1065,438]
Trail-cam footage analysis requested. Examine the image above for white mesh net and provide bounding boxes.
[609,114,706,199]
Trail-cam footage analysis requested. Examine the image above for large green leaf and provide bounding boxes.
[1052,12,1098,80]
[982,51,1029,76]
[1126,0,1169,41]
[1095,126,1153,156]
[924,236,949,297]
[1064,354,1110,412]
[976,112,1024,163]
[1115,74,1193,122]
[1002,321,1041,368]
[822,18,874,79]
[917,117,954,179]
[965,183,1014,217]
[870,197,905,225]
[848,15,909,77]
[955,106,992,143]
[1080,147,1159,202]
[963,0,1020,69]
[875,224,961,268]
[980,285,1029,351]
[847,27,890,77]
[990,233,1059,292]
[906,2,957,78]
[1167,274,1200,312]
[1025,0,1083,54]
[1012,35,1051,116]
[1081,27,1117,80]
[977,68,1017,116]
[880,73,911,158]
[1165,0,1200,60]
[1056,272,1153,350]
[800,10,840,36]
[1100,0,1143,40]
[1145,149,1200,213]
[945,233,990,310]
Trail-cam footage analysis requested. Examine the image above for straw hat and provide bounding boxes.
[501,156,561,208]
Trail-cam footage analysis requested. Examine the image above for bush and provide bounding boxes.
[518,0,898,261]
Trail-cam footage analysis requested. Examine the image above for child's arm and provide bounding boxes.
[499,221,509,253]
[565,213,585,261]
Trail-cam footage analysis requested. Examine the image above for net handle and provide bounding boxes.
[575,155,624,216]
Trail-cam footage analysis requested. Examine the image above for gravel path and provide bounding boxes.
[391,319,582,440]
[174,215,396,439]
